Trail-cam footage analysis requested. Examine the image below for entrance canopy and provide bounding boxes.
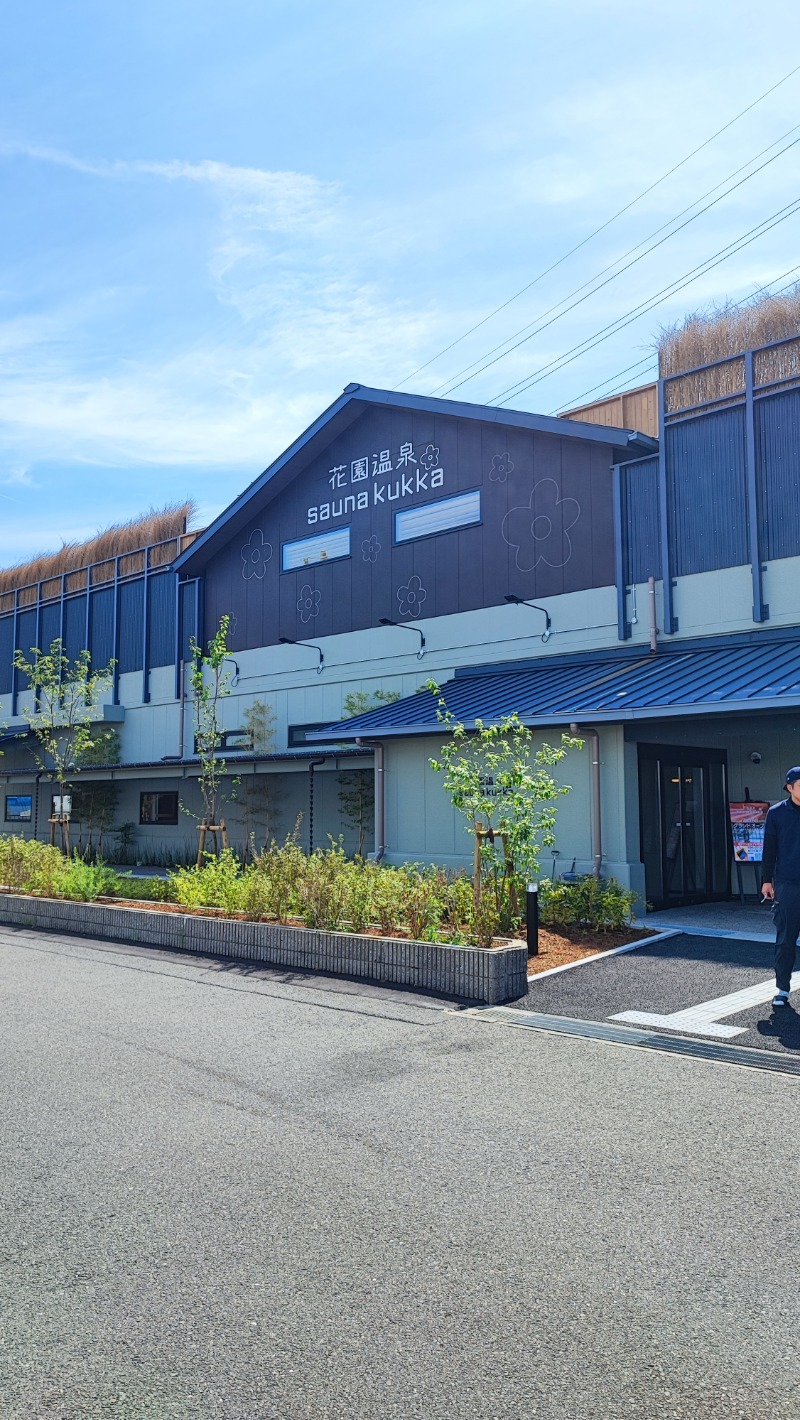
[315,635,800,739]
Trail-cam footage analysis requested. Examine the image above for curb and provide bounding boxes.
[526,928,679,982]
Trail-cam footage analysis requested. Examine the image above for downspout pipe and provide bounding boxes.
[570,722,602,877]
[355,737,385,862]
[307,756,327,854]
[178,658,186,759]
[648,575,658,653]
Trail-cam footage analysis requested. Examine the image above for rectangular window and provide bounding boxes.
[288,722,337,747]
[140,791,179,825]
[5,794,32,822]
[394,490,481,544]
[282,527,351,572]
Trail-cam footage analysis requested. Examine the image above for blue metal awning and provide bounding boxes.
[0,727,30,747]
[311,638,800,739]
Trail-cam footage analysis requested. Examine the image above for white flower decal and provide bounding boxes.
[241,528,273,580]
[297,583,321,623]
[501,478,580,571]
[489,452,514,483]
[419,444,440,473]
[397,575,427,619]
[361,534,381,564]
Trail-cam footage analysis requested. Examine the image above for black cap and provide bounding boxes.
[786,767,800,787]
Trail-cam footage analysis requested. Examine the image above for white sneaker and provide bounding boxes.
[772,990,790,1007]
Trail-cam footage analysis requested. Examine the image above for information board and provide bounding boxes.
[729,802,771,862]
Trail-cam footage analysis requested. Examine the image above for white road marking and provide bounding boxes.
[611,971,800,1039]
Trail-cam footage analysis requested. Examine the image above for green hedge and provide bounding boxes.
[0,836,637,943]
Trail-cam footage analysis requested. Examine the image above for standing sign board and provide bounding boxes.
[729,802,770,862]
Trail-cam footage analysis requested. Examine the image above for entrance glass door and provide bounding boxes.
[638,746,730,909]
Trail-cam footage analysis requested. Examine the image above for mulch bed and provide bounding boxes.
[510,922,658,974]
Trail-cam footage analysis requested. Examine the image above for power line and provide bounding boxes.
[434,125,800,398]
[551,263,800,413]
[553,357,658,414]
[489,198,800,406]
[392,60,800,389]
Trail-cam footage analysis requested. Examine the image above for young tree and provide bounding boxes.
[337,689,400,857]
[12,640,116,853]
[429,689,580,936]
[72,729,122,860]
[234,699,285,859]
[188,614,234,861]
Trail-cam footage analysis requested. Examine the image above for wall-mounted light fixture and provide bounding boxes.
[504,594,552,642]
[279,636,325,674]
[379,617,426,658]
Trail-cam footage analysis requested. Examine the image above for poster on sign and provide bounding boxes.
[729,802,771,862]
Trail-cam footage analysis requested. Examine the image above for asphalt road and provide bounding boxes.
[2,924,799,1420]
[518,933,800,1052]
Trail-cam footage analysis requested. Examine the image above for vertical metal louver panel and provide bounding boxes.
[63,595,87,663]
[179,581,198,664]
[118,580,144,673]
[15,609,37,662]
[147,574,177,668]
[39,602,61,654]
[622,458,661,583]
[667,408,748,575]
[89,587,115,670]
[0,617,13,694]
[756,389,800,561]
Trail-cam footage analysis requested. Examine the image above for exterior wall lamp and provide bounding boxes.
[279,636,325,674]
[504,594,552,642]
[379,618,426,658]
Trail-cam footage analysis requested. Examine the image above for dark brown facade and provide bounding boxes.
[203,404,618,653]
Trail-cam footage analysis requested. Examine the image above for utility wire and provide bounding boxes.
[393,60,800,389]
[489,197,800,405]
[551,262,800,413]
[434,126,800,398]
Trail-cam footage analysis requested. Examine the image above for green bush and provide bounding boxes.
[538,875,636,932]
[58,858,118,902]
[110,875,175,903]
[0,837,67,896]
[169,849,242,915]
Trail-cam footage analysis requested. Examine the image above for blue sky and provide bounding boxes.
[1,0,799,565]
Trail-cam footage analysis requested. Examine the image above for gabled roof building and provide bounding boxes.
[2,343,799,910]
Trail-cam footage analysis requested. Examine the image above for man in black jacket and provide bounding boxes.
[760,766,800,1007]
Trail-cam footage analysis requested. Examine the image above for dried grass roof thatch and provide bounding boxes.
[658,284,800,378]
[0,502,196,595]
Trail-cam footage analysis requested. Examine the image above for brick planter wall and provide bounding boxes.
[0,894,528,1005]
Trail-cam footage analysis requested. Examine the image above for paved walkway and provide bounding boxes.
[515,931,800,1057]
[642,900,774,940]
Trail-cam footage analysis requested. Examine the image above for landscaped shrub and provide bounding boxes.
[367,864,409,937]
[58,858,118,902]
[0,831,635,944]
[169,849,243,915]
[400,863,448,941]
[110,875,175,903]
[0,837,67,896]
[538,875,636,932]
[249,830,307,922]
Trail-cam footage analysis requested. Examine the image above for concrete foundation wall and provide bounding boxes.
[0,894,528,1005]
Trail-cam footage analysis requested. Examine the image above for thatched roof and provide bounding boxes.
[657,284,800,414]
[0,502,196,597]
[658,285,800,378]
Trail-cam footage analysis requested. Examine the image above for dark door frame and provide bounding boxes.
[637,742,732,909]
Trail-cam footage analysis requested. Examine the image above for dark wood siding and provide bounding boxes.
[203,408,618,652]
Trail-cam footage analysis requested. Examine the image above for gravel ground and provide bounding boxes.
[1,923,798,1419]
[514,932,800,1052]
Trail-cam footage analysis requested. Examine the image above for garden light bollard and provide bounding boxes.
[526,881,539,956]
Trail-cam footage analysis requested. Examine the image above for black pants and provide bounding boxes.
[773,882,800,992]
